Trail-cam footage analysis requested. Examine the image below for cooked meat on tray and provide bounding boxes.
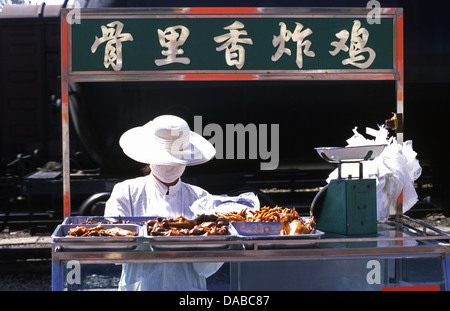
[215,206,316,235]
[144,215,229,236]
[280,217,316,235]
[66,224,138,237]
[215,206,299,222]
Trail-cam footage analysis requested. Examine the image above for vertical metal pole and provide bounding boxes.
[61,12,71,219]
[395,9,404,220]
[396,10,404,145]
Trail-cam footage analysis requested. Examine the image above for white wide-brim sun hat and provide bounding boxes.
[119,115,216,166]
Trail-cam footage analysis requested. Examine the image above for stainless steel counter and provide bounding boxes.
[52,215,450,291]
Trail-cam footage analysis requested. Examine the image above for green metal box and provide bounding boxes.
[316,178,377,235]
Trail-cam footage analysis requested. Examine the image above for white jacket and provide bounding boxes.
[105,174,223,291]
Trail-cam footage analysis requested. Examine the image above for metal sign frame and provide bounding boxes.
[60,7,404,218]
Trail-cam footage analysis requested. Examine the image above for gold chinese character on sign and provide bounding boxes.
[272,22,315,69]
[214,21,253,70]
[91,21,134,71]
[329,20,376,69]
[155,25,191,66]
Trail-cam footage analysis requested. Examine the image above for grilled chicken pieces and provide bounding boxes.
[280,217,316,235]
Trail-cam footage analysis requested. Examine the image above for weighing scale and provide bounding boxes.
[311,144,387,236]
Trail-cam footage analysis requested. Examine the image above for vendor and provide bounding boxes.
[104,115,221,291]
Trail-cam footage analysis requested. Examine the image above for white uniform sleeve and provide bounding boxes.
[104,181,133,217]
[189,186,224,278]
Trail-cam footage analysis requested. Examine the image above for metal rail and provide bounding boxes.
[399,214,450,236]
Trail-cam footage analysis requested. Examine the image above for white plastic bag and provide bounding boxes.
[375,140,422,221]
[326,125,422,222]
[346,125,391,146]
[189,192,260,216]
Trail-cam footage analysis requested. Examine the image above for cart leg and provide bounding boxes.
[52,259,64,291]
[229,262,240,291]
[444,253,450,291]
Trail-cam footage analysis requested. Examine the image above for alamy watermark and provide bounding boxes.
[66,260,81,285]
[366,0,381,25]
[193,116,279,171]
[65,0,81,25]
[366,259,381,285]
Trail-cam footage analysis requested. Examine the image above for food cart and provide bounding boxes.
[53,7,450,291]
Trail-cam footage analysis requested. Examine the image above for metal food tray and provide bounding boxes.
[228,221,324,249]
[143,224,234,250]
[51,224,142,250]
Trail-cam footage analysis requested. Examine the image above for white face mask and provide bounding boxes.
[150,164,186,183]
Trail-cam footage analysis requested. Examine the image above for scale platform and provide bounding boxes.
[314,144,387,163]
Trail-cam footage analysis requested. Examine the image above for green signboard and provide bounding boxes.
[67,10,396,74]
